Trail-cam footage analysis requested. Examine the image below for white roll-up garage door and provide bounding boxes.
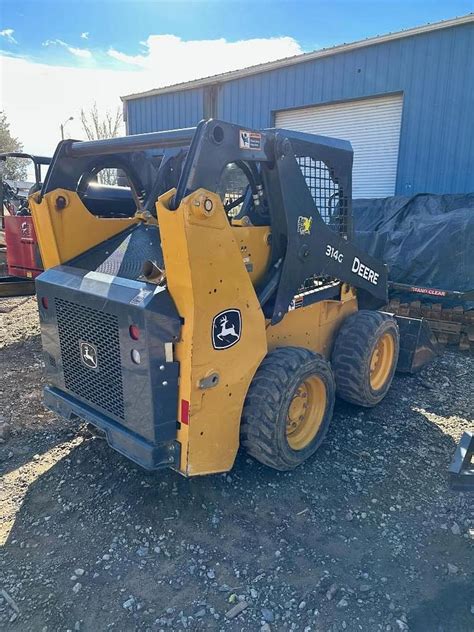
[275,94,403,198]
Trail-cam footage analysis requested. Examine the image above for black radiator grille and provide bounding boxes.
[55,298,125,419]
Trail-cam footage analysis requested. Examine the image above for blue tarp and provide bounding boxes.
[352,194,474,307]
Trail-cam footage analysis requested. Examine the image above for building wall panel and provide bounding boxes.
[127,22,474,194]
[126,88,204,134]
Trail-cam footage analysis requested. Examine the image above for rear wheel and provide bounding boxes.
[241,347,335,471]
[331,310,399,407]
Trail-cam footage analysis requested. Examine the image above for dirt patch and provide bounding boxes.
[1,299,473,631]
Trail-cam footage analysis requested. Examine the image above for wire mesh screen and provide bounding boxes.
[296,157,349,237]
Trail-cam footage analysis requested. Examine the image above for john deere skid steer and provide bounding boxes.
[29,120,436,475]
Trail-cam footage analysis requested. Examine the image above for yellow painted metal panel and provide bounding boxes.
[29,190,139,269]
[157,189,268,476]
[230,225,271,286]
[266,295,358,358]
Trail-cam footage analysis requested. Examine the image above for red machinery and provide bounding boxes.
[4,215,42,278]
[1,153,51,290]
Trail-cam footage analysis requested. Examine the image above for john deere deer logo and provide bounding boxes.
[212,309,242,350]
[79,341,98,369]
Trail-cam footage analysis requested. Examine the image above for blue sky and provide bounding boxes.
[2,0,473,66]
[1,0,472,157]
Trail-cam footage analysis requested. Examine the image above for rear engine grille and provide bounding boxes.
[55,298,124,419]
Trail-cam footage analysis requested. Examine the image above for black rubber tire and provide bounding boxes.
[240,347,335,471]
[331,310,400,408]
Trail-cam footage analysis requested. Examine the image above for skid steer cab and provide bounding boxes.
[30,120,436,476]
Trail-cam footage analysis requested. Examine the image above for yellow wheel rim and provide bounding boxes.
[369,332,395,390]
[286,376,326,450]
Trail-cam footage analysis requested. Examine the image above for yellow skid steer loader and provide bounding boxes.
[29,120,436,476]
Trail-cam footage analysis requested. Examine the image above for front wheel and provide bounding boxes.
[240,347,335,471]
[331,310,400,407]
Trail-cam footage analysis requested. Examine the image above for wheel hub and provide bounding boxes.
[370,332,395,390]
[286,376,326,450]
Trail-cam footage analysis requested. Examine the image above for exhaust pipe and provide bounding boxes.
[143,260,166,285]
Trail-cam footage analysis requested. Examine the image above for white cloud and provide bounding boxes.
[0,28,17,44]
[67,45,92,59]
[43,38,92,59]
[80,32,89,40]
[1,35,302,157]
[108,34,302,84]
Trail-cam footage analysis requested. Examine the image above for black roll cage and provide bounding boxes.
[41,120,388,322]
[0,152,52,186]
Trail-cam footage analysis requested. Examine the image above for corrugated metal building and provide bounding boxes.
[122,14,474,197]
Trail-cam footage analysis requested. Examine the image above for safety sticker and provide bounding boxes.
[212,309,242,350]
[289,295,304,311]
[239,130,262,151]
[130,288,152,305]
[297,215,313,235]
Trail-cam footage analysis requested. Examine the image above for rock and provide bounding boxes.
[261,624,271,632]
[250,588,258,598]
[206,569,215,579]
[359,584,371,592]
[470,604,474,615]
[345,511,354,521]
[261,607,274,622]
[451,523,461,535]
[326,584,338,600]
[337,598,348,608]
[72,583,82,594]
[395,620,409,631]
[123,597,135,610]
[447,563,459,575]
[0,417,11,441]
[194,608,206,618]
[136,546,148,557]
[298,601,306,610]
[225,600,248,619]
[74,569,85,576]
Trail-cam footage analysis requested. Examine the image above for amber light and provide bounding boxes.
[41,297,49,309]
[129,324,140,340]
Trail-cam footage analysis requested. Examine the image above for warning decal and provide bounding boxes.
[239,130,262,151]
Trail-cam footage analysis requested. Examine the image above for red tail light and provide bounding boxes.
[129,324,140,340]
[180,399,190,425]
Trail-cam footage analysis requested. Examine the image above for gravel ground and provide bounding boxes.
[1,298,473,632]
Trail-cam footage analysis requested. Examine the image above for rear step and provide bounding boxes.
[0,275,35,298]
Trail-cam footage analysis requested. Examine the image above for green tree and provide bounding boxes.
[0,111,28,181]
